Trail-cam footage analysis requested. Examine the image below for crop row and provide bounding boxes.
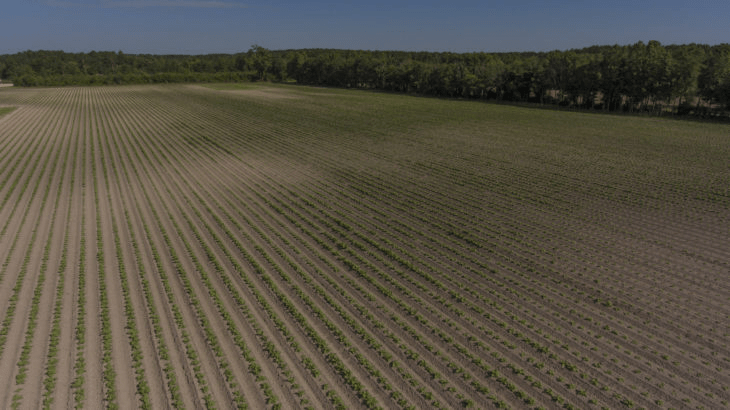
[0,84,727,409]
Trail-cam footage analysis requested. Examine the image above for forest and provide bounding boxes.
[1,41,729,115]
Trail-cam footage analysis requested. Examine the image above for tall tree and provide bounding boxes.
[669,44,706,107]
[698,45,730,110]
[248,45,271,81]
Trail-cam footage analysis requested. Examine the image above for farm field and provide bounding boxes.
[0,83,728,409]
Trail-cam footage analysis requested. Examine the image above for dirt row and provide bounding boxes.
[0,84,728,409]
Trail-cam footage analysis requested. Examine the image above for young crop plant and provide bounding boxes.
[168,213,257,408]
[102,114,194,409]
[2,84,729,409]
[0,106,17,118]
[143,127,389,408]
[88,130,118,410]
[126,208,185,408]
[253,185,516,404]
[71,124,90,410]
[0,130,57,291]
[42,107,82,409]
[0,133,64,408]
[13,132,70,408]
[209,186,421,407]
[179,204,371,408]
[285,197,554,404]
[117,143,217,409]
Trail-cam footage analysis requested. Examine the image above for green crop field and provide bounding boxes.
[0,107,16,118]
[0,83,728,409]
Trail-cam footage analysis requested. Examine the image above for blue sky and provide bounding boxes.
[1,0,728,54]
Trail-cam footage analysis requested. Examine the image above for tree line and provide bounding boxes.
[2,41,729,115]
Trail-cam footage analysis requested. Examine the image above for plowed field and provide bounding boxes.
[0,83,728,409]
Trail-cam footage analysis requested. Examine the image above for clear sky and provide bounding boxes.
[1,0,728,55]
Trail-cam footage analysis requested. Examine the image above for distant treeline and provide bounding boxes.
[2,41,730,115]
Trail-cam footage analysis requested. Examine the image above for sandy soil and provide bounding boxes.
[0,84,727,409]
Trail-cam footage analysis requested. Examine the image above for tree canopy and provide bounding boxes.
[2,42,729,116]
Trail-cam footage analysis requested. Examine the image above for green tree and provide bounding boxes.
[669,45,706,106]
[268,55,288,81]
[542,50,576,103]
[698,45,730,110]
[645,40,674,109]
[248,45,271,81]
[598,45,629,111]
[566,57,601,108]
